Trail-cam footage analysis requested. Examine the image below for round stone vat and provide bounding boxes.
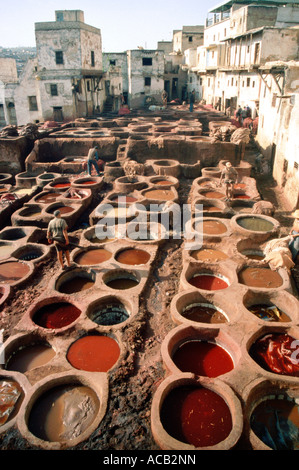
[61,188,91,202]
[196,188,226,199]
[248,329,299,378]
[55,268,96,294]
[151,374,243,450]
[188,245,229,263]
[0,375,24,429]
[236,239,265,262]
[192,176,219,190]
[126,221,167,243]
[141,187,177,203]
[201,167,221,178]
[148,175,179,188]
[171,290,230,326]
[114,175,147,193]
[31,299,82,331]
[231,214,280,241]
[0,227,29,242]
[0,259,33,286]
[107,193,139,204]
[33,191,62,205]
[81,225,120,244]
[152,159,181,178]
[192,197,227,217]
[46,178,72,190]
[73,246,112,266]
[17,205,43,218]
[229,199,255,214]
[11,243,50,263]
[103,269,140,290]
[67,333,121,372]
[242,290,297,323]
[15,172,38,189]
[237,266,288,291]
[182,264,237,292]
[161,325,239,378]
[0,283,11,306]
[0,173,13,185]
[45,203,76,217]
[87,295,131,327]
[243,379,299,450]
[94,202,135,224]
[5,341,55,374]
[192,217,231,239]
[36,173,61,187]
[19,373,106,449]
[71,177,103,190]
[115,247,151,266]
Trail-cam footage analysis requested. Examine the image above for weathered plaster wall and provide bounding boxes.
[80,29,102,70]
[0,59,18,83]
[14,59,41,126]
[260,29,299,63]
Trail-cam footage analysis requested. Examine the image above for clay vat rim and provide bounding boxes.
[0,371,29,432]
[54,267,97,294]
[231,214,280,233]
[150,373,243,450]
[242,289,298,324]
[18,371,108,449]
[86,294,134,326]
[113,246,152,266]
[28,297,83,332]
[71,245,113,266]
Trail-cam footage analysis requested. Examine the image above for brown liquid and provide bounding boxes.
[51,206,74,215]
[116,249,150,265]
[155,180,172,185]
[75,248,112,265]
[203,191,224,199]
[203,206,221,212]
[6,344,55,373]
[191,248,228,262]
[0,261,30,284]
[28,384,99,442]
[106,278,139,289]
[59,277,94,294]
[143,189,175,201]
[238,267,283,288]
[182,304,227,323]
[202,220,227,235]
[36,193,60,203]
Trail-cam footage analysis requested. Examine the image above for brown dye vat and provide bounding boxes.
[0,379,22,425]
[203,206,221,212]
[191,248,228,262]
[0,261,30,284]
[203,191,224,199]
[110,195,138,203]
[202,220,227,235]
[28,384,99,442]
[115,248,150,265]
[67,335,120,372]
[75,248,112,265]
[6,344,55,373]
[50,206,74,215]
[182,303,227,324]
[250,398,299,450]
[238,267,283,289]
[154,180,173,186]
[58,277,95,294]
[143,189,174,201]
[33,302,81,329]
[36,193,61,203]
[247,304,290,322]
[160,385,233,448]
[106,278,139,290]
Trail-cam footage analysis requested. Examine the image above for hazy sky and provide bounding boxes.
[0,0,220,51]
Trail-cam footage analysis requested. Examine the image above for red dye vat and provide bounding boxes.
[188,274,229,291]
[33,302,81,329]
[78,180,97,185]
[233,194,250,199]
[52,183,71,188]
[67,335,120,372]
[172,340,234,377]
[52,206,74,215]
[249,333,299,377]
[160,386,233,447]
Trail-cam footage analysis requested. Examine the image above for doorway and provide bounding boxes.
[53,107,63,122]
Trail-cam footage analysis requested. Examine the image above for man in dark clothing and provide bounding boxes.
[189,90,195,112]
[47,210,71,269]
[87,145,101,176]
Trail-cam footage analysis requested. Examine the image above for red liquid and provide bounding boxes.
[52,183,71,188]
[67,335,120,372]
[188,274,229,290]
[160,386,233,447]
[51,206,74,215]
[233,194,250,199]
[33,302,81,329]
[173,341,234,377]
[78,181,97,185]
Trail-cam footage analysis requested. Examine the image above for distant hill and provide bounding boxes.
[0,47,36,76]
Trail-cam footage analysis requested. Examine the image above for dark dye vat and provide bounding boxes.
[0,379,22,426]
[249,333,299,377]
[0,261,30,284]
[188,274,229,291]
[233,194,250,199]
[242,250,265,260]
[67,335,120,372]
[106,277,139,290]
[58,277,94,294]
[28,384,99,442]
[182,303,227,324]
[33,302,81,329]
[19,251,42,261]
[251,398,299,450]
[6,344,55,373]
[91,302,129,326]
[75,248,112,265]
[160,385,233,447]
[173,340,234,377]
[248,304,290,322]
[237,216,274,232]
[238,267,283,289]
[77,180,97,185]
[0,230,26,241]
[115,248,150,265]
